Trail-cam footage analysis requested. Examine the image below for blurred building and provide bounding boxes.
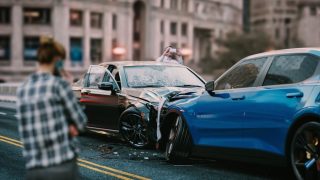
[296,0,320,47]
[249,0,320,48]
[0,0,242,82]
[250,0,298,48]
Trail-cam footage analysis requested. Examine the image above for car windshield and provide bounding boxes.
[124,66,204,88]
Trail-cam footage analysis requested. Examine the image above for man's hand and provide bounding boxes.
[69,125,79,137]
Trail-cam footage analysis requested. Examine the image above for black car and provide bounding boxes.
[73,61,205,148]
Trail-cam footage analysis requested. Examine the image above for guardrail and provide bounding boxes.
[0,83,21,103]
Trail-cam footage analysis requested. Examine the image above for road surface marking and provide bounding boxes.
[0,135,22,144]
[0,135,151,180]
[78,163,133,180]
[78,159,151,180]
[0,112,6,115]
[0,138,23,148]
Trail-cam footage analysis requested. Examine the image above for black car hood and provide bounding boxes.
[122,87,203,103]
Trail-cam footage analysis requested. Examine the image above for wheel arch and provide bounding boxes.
[285,113,320,160]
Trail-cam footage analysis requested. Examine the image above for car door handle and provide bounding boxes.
[286,92,303,98]
[82,90,91,95]
[231,95,245,100]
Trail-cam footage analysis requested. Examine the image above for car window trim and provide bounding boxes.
[260,53,320,87]
[214,57,270,90]
[85,65,120,91]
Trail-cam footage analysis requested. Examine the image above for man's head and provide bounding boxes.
[37,36,66,65]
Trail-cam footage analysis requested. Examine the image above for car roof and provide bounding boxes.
[98,61,185,68]
[245,48,320,60]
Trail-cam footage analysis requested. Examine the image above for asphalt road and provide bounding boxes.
[0,102,294,180]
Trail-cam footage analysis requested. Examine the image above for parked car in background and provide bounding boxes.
[161,48,320,179]
[72,61,205,148]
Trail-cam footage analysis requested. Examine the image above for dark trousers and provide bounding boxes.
[26,158,78,180]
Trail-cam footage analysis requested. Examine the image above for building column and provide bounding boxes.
[103,11,112,62]
[11,4,23,69]
[83,9,90,68]
[117,13,128,60]
[127,9,133,60]
[164,20,170,48]
[53,1,70,68]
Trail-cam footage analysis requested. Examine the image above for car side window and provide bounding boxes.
[87,66,105,89]
[215,57,268,90]
[263,55,319,86]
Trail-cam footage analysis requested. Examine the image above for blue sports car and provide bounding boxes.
[161,48,320,179]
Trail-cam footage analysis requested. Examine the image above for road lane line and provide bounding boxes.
[78,159,151,180]
[78,163,133,180]
[0,135,22,144]
[0,138,23,148]
[0,135,151,180]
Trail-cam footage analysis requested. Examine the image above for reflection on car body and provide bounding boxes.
[72,61,205,148]
[162,48,320,179]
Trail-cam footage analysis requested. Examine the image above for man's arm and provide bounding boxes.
[58,80,87,132]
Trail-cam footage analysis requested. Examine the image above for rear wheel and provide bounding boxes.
[165,116,192,162]
[120,110,149,148]
[290,121,320,180]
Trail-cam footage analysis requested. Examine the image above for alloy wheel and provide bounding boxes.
[120,113,148,148]
[291,122,320,180]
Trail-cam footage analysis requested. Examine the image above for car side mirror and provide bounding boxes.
[205,81,215,92]
[98,82,114,91]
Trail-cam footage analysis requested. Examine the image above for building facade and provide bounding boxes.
[249,0,320,48]
[250,0,298,48]
[296,0,320,47]
[0,0,242,82]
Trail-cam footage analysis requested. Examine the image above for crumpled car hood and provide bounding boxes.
[122,87,203,102]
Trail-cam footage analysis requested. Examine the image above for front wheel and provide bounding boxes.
[290,121,320,180]
[119,110,149,148]
[165,116,192,162]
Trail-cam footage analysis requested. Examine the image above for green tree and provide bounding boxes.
[216,32,274,69]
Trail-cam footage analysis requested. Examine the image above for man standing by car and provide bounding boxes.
[16,36,87,180]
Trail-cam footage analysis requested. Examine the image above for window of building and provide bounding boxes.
[170,22,177,35]
[0,36,10,61]
[310,6,317,16]
[112,14,117,30]
[24,36,40,61]
[0,7,10,24]
[181,0,189,12]
[215,58,268,90]
[23,8,51,25]
[263,55,319,86]
[160,20,164,34]
[70,10,83,26]
[160,0,165,8]
[160,41,164,55]
[70,37,83,66]
[170,0,178,10]
[91,12,102,29]
[275,28,280,38]
[170,42,177,48]
[90,38,102,64]
[181,23,187,36]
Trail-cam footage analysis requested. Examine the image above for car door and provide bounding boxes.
[80,65,121,130]
[192,57,269,149]
[242,54,320,155]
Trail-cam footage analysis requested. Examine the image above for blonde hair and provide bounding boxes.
[37,36,66,64]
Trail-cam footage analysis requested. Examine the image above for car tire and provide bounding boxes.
[289,121,320,180]
[165,116,192,163]
[119,108,150,148]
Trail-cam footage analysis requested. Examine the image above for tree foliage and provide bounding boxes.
[215,32,274,69]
